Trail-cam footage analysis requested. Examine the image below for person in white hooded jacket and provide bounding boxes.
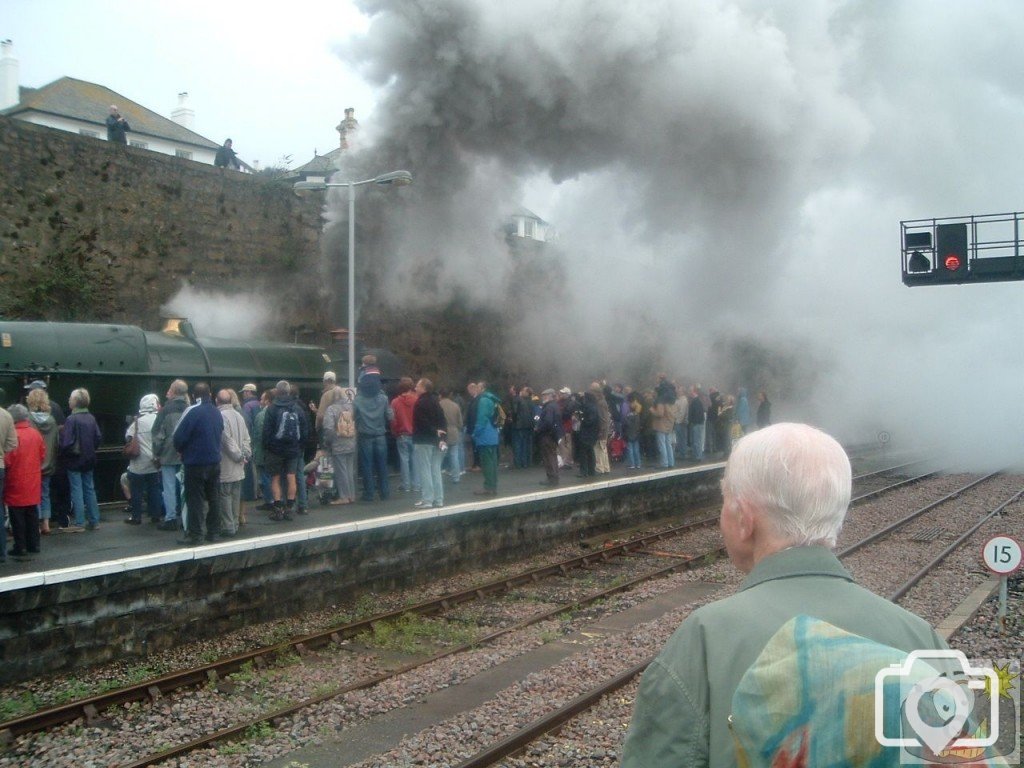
[217,388,252,536]
[125,394,163,525]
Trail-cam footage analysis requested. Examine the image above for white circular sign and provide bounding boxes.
[878,431,891,445]
[982,535,1023,575]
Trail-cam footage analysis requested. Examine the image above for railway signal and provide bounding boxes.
[901,211,1024,286]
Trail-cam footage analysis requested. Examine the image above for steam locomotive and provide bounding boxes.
[0,318,342,503]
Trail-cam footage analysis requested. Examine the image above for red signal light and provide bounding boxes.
[944,254,962,271]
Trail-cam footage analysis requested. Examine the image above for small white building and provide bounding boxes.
[0,40,223,165]
[508,206,551,242]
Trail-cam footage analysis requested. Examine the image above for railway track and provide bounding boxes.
[0,463,947,765]
[449,472,1022,768]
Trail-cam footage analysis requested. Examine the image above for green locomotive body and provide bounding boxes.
[0,319,334,503]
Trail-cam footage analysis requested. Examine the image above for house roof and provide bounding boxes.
[514,206,547,224]
[1,77,219,149]
[293,147,342,175]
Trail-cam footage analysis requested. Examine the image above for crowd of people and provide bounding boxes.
[0,358,773,559]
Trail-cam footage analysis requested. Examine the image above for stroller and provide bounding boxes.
[608,434,626,463]
[305,452,335,506]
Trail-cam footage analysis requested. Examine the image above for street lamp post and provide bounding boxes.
[294,170,413,388]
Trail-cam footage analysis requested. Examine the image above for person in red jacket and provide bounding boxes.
[390,377,419,493]
[4,404,46,558]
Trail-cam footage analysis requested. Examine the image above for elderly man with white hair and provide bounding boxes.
[622,423,947,768]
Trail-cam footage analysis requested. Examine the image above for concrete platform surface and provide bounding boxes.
[0,459,724,586]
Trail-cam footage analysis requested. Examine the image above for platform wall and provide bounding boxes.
[0,470,722,684]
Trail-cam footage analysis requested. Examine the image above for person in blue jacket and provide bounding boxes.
[173,382,224,545]
[472,382,502,496]
[735,387,752,435]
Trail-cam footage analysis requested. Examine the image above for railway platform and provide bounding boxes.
[0,459,723,580]
[0,458,726,684]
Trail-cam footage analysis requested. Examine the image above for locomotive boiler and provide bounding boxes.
[0,318,335,503]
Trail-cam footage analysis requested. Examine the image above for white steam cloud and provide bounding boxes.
[162,284,272,340]
[323,0,1024,467]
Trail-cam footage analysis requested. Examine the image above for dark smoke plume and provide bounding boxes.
[321,0,1024,463]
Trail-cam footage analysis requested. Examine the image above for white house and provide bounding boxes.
[0,40,224,165]
[508,206,551,243]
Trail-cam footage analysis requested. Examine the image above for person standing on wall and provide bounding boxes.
[214,138,242,170]
[106,105,130,144]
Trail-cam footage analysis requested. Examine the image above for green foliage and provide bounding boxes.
[230,661,257,684]
[0,691,40,720]
[245,721,274,741]
[358,613,478,654]
[52,680,95,705]
[274,651,301,668]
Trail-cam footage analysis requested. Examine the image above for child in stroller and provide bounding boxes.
[304,451,335,507]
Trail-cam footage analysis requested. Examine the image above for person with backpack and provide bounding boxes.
[261,380,305,521]
[322,387,357,505]
[621,424,948,768]
[172,382,224,545]
[535,389,563,487]
[471,381,502,497]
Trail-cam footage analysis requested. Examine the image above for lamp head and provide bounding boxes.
[293,180,327,198]
[373,170,413,186]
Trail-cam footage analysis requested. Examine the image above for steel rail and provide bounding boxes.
[889,486,1024,602]
[453,472,1009,768]
[852,458,929,482]
[453,660,650,768]
[850,470,938,504]
[839,472,1000,557]
[0,512,721,741]
[115,545,727,767]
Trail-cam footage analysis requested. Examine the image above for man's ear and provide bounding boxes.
[733,496,756,541]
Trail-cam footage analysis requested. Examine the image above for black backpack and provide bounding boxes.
[274,404,301,445]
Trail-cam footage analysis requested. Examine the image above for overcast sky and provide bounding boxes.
[4,0,374,168]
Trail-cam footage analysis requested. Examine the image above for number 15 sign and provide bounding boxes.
[983,535,1023,575]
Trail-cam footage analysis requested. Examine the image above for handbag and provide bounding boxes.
[123,417,141,459]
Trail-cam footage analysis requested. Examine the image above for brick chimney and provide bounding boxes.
[171,91,194,130]
[0,40,19,111]
[336,107,359,151]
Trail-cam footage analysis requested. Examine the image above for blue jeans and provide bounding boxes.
[396,434,418,491]
[512,429,533,468]
[358,434,390,501]
[40,474,52,520]
[414,443,445,506]
[689,423,706,461]
[128,471,164,522]
[160,464,182,522]
[656,431,675,468]
[674,424,688,458]
[447,439,464,481]
[625,440,641,468]
[68,469,101,526]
